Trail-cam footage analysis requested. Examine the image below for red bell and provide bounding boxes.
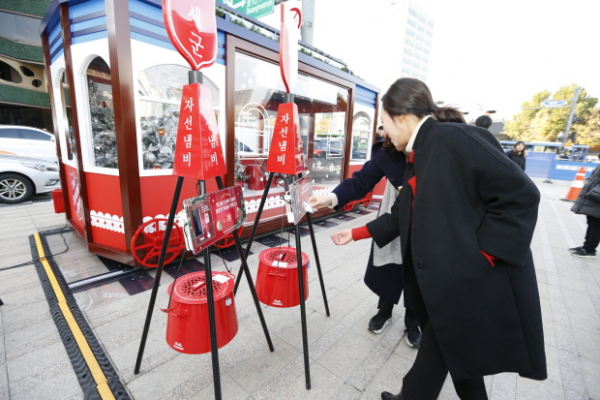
[255,247,309,308]
[163,271,238,354]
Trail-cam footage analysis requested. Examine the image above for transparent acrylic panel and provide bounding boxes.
[234,52,349,197]
[86,57,117,169]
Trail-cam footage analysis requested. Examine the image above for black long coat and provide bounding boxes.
[332,140,406,304]
[366,118,547,381]
[571,164,600,219]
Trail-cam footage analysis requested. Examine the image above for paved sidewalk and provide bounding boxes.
[0,177,599,400]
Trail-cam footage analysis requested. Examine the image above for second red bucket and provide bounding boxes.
[163,271,238,354]
[255,246,309,308]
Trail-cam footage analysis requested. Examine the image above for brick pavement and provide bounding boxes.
[0,177,598,400]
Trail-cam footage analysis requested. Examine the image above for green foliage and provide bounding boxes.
[0,0,50,17]
[505,84,599,146]
[0,37,43,63]
[0,84,50,107]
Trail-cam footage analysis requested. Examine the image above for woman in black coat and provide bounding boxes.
[570,158,600,258]
[309,139,422,343]
[331,78,547,400]
[506,141,526,170]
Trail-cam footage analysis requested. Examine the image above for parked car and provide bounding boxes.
[0,154,61,203]
[0,125,58,163]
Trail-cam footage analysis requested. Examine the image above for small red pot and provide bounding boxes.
[255,247,309,308]
[163,271,238,354]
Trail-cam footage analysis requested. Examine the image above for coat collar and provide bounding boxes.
[411,116,438,153]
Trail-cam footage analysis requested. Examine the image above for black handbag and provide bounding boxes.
[586,184,600,203]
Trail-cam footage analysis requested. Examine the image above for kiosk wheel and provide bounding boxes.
[131,218,186,268]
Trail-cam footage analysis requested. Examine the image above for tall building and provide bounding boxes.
[307,0,435,93]
[0,0,53,131]
[397,2,434,82]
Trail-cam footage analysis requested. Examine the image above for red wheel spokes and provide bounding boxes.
[131,218,186,268]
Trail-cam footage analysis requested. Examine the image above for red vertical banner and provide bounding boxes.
[173,83,227,180]
[279,2,301,93]
[266,102,304,175]
[162,0,217,71]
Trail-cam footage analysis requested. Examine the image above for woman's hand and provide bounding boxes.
[331,229,353,245]
[308,194,332,210]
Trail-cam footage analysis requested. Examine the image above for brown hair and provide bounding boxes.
[382,78,465,123]
[513,141,527,159]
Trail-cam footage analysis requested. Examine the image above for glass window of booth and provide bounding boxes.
[137,64,220,171]
[351,109,374,161]
[60,72,75,162]
[234,52,349,193]
[85,57,117,169]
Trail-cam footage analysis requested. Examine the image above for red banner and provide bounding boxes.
[162,0,217,71]
[279,2,301,93]
[182,186,246,254]
[265,102,305,175]
[173,83,226,180]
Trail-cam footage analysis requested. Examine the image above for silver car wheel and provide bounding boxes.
[0,174,33,203]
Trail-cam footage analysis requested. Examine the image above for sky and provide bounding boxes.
[426,0,600,120]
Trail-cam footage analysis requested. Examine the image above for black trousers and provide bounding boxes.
[583,215,600,252]
[400,248,488,400]
[377,297,419,331]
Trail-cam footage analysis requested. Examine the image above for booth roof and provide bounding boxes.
[38,0,380,95]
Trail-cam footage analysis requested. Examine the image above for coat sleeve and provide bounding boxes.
[476,157,540,266]
[365,188,402,248]
[441,126,540,266]
[332,148,386,210]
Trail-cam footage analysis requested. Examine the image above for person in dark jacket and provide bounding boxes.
[309,137,422,346]
[330,78,547,400]
[506,141,526,170]
[570,158,600,258]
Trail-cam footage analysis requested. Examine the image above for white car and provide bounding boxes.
[0,154,61,203]
[0,125,58,163]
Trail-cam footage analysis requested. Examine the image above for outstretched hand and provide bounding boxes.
[308,194,332,210]
[331,229,353,245]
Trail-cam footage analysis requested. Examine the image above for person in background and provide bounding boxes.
[308,132,422,346]
[475,115,492,129]
[570,156,600,258]
[331,78,546,400]
[506,141,526,170]
[377,125,385,138]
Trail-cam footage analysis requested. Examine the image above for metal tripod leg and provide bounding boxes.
[215,176,274,352]
[203,247,223,400]
[295,223,311,389]
[233,172,274,294]
[135,176,184,374]
[305,212,330,317]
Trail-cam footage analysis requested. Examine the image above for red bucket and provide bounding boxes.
[163,271,238,354]
[255,247,309,308]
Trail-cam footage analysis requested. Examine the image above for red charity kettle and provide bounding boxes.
[163,271,238,354]
[255,246,309,308]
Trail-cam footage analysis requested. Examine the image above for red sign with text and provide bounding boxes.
[182,186,246,254]
[173,83,226,180]
[279,2,301,93]
[162,0,217,70]
[266,102,305,175]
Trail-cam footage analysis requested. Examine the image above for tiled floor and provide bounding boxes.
[0,178,599,399]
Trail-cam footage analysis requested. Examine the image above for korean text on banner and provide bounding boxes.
[173,83,227,180]
[265,102,305,175]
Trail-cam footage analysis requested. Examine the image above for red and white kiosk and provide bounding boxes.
[40,0,382,265]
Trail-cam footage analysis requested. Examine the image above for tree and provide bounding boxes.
[505,84,599,146]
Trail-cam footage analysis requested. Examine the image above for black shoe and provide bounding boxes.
[369,310,392,334]
[568,246,584,253]
[405,326,421,348]
[381,391,402,400]
[571,248,597,259]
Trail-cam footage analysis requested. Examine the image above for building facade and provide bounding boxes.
[0,0,54,131]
